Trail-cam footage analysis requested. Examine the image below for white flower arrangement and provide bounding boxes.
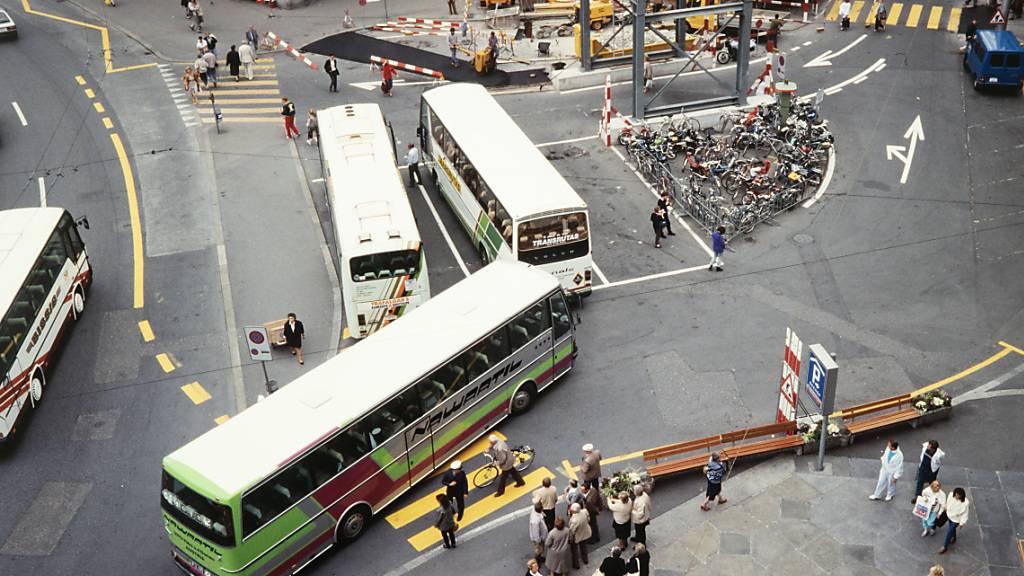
[931,397,945,407]
[827,423,841,435]
[915,400,927,410]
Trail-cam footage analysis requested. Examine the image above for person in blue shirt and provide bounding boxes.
[709,226,726,271]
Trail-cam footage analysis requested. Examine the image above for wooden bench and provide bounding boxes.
[837,393,919,441]
[644,421,801,479]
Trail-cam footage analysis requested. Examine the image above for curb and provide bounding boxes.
[63,0,181,64]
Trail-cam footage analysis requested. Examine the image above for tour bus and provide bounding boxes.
[0,207,90,441]
[418,83,594,296]
[161,260,576,576]
[319,103,430,339]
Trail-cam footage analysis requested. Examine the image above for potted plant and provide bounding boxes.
[912,389,953,424]
[799,417,850,449]
[600,467,653,500]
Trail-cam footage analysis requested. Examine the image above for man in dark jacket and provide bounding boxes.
[325,54,340,92]
[441,460,469,521]
[581,483,603,544]
[709,226,726,271]
[226,45,241,82]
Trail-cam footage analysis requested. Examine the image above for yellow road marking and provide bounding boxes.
[75,75,86,85]
[156,353,175,373]
[926,6,942,30]
[201,117,281,124]
[909,345,1016,396]
[207,80,280,88]
[947,7,961,32]
[255,58,275,63]
[562,450,645,477]
[905,4,922,27]
[110,133,144,308]
[84,88,95,98]
[388,462,493,529]
[865,4,878,25]
[342,327,351,339]
[197,107,282,114]
[215,415,230,425]
[181,381,212,405]
[888,3,903,24]
[195,97,283,104]
[826,0,843,21]
[407,467,552,551]
[208,88,281,96]
[849,1,865,23]
[998,340,1024,356]
[102,117,113,129]
[138,320,154,342]
[429,431,507,479]
[93,102,105,113]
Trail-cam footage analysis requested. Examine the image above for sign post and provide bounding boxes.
[245,326,278,395]
[806,343,839,471]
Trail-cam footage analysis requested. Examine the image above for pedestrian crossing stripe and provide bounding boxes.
[825,1,961,31]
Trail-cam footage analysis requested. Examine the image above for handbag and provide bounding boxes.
[912,495,933,519]
[934,510,948,528]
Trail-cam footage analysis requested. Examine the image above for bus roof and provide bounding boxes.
[163,261,560,499]
[318,103,421,255]
[421,83,588,221]
[0,208,65,314]
[977,29,1023,52]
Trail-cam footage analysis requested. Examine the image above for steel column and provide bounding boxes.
[632,0,646,118]
[736,0,752,105]
[581,0,593,70]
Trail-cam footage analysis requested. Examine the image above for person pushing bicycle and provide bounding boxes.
[487,434,526,497]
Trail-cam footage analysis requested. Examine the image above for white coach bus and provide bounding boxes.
[418,83,593,296]
[319,104,431,339]
[0,207,91,440]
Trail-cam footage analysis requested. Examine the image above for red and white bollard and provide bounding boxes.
[599,74,612,146]
[803,0,809,22]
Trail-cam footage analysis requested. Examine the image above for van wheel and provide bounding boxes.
[973,79,982,91]
[72,285,86,320]
[29,369,45,404]
[510,383,536,415]
[337,505,371,543]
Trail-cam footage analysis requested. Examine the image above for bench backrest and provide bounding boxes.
[837,393,912,419]
[643,421,797,462]
[720,421,795,443]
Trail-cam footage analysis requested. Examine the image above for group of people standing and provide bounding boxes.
[182,29,258,105]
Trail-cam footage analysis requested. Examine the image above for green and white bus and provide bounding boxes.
[161,260,576,576]
[418,83,594,296]
[319,103,430,339]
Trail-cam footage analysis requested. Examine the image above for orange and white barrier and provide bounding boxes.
[396,16,461,26]
[369,55,445,80]
[599,75,613,146]
[748,62,774,96]
[266,31,318,70]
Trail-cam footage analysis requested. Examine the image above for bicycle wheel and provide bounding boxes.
[473,465,499,488]
[513,448,535,472]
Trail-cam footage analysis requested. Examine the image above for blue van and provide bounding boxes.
[964,29,1024,92]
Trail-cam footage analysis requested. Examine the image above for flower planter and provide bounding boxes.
[914,404,953,426]
[800,433,849,454]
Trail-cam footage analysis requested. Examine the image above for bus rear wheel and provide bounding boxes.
[29,369,45,405]
[72,285,86,320]
[337,505,371,543]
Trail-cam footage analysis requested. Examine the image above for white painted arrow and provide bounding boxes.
[885,115,925,184]
[803,34,867,67]
[348,78,445,91]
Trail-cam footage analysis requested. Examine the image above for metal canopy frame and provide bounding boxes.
[579,0,753,119]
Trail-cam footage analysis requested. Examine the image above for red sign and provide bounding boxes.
[777,327,802,425]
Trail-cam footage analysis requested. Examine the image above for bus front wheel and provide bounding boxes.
[337,505,371,543]
[29,369,45,405]
[510,383,536,415]
[72,285,86,320]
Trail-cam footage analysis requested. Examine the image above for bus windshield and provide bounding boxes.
[516,213,589,265]
[350,249,420,282]
[161,470,235,547]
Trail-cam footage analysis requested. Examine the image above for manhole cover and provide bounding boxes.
[793,233,814,245]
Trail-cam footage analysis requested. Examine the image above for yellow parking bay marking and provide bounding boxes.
[102,117,113,129]
[75,75,86,85]
[84,88,95,98]
[155,353,175,373]
[93,102,105,113]
[826,0,842,21]
[215,415,231,425]
[848,1,865,23]
[181,382,211,405]
[946,7,961,32]
[888,3,903,24]
[138,320,155,342]
[905,4,922,27]
[407,467,552,551]
[926,6,942,29]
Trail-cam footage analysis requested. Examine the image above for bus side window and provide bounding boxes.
[462,341,492,382]
[550,293,572,339]
[516,301,550,340]
[486,326,511,362]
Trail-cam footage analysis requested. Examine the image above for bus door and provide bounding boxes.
[403,411,436,486]
[549,292,575,379]
[365,389,433,489]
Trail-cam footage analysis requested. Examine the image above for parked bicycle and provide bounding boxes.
[472,445,535,488]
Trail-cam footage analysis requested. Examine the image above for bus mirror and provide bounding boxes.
[75,216,90,230]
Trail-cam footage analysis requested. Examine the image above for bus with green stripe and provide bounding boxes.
[161,260,577,576]
[418,83,594,297]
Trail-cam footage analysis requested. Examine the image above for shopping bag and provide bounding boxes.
[912,495,933,519]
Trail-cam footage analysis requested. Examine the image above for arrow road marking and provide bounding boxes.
[803,33,867,67]
[885,115,925,184]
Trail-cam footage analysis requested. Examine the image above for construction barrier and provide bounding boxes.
[599,75,613,146]
[396,16,462,26]
[369,55,445,80]
[266,31,318,70]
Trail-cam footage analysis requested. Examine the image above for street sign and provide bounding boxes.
[806,347,828,408]
[806,343,839,471]
[245,325,273,362]
[777,327,802,424]
[990,10,1006,25]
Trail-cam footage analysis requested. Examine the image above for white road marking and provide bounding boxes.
[535,135,597,148]
[559,55,771,95]
[803,33,867,67]
[592,264,707,291]
[11,101,27,126]
[38,177,46,207]
[803,146,836,208]
[592,261,610,285]
[822,58,886,95]
[955,362,1024,404]
[416,183,470,277]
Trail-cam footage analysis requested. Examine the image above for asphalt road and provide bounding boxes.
[1,0,1023,575]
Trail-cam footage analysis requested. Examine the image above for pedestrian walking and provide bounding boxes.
[938,487,969,554]
[183,67,199,104]
[238,42,255,81]
[598,547,628,576]
[487,434,525,496]
[281,97,300,140]
[708,225,725,271]
[768,13,784,50]
[441,460,469,521]
[205,33,218,56]
[607,491,632,550]
[643,55,653,93]
[701,452,728,511]
[627,542,650,576]
[202,49,218,88]
[306,109,319,146]
[918,480,946,537]
[381,61,396,96]
[581,483,603,544]
[545,516,571,576]
[226,45,241,82]
[630,485,651,544]
[525,558,545,576]
[838,0,852,30]
[869,439,903,501]
[873,2,887,31]
[448,28,460,67]
[433,493,457,549]
[567,502,591,568]
[965,19,977,44]
[529,502,549,563]
[182,0,192,18]
[324,54,340,92]
[447,0,457,14]
[282,312,304,364]
[194,54,209,89]
[658,191,675,236]
[246,25,259,54]
[405,143,421,186]
[912,440,945,504]
[651,207,667,248]
[533,477,558,531]
[191,4,204,32]
[580,443,602,490]
[196,35,208,53]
